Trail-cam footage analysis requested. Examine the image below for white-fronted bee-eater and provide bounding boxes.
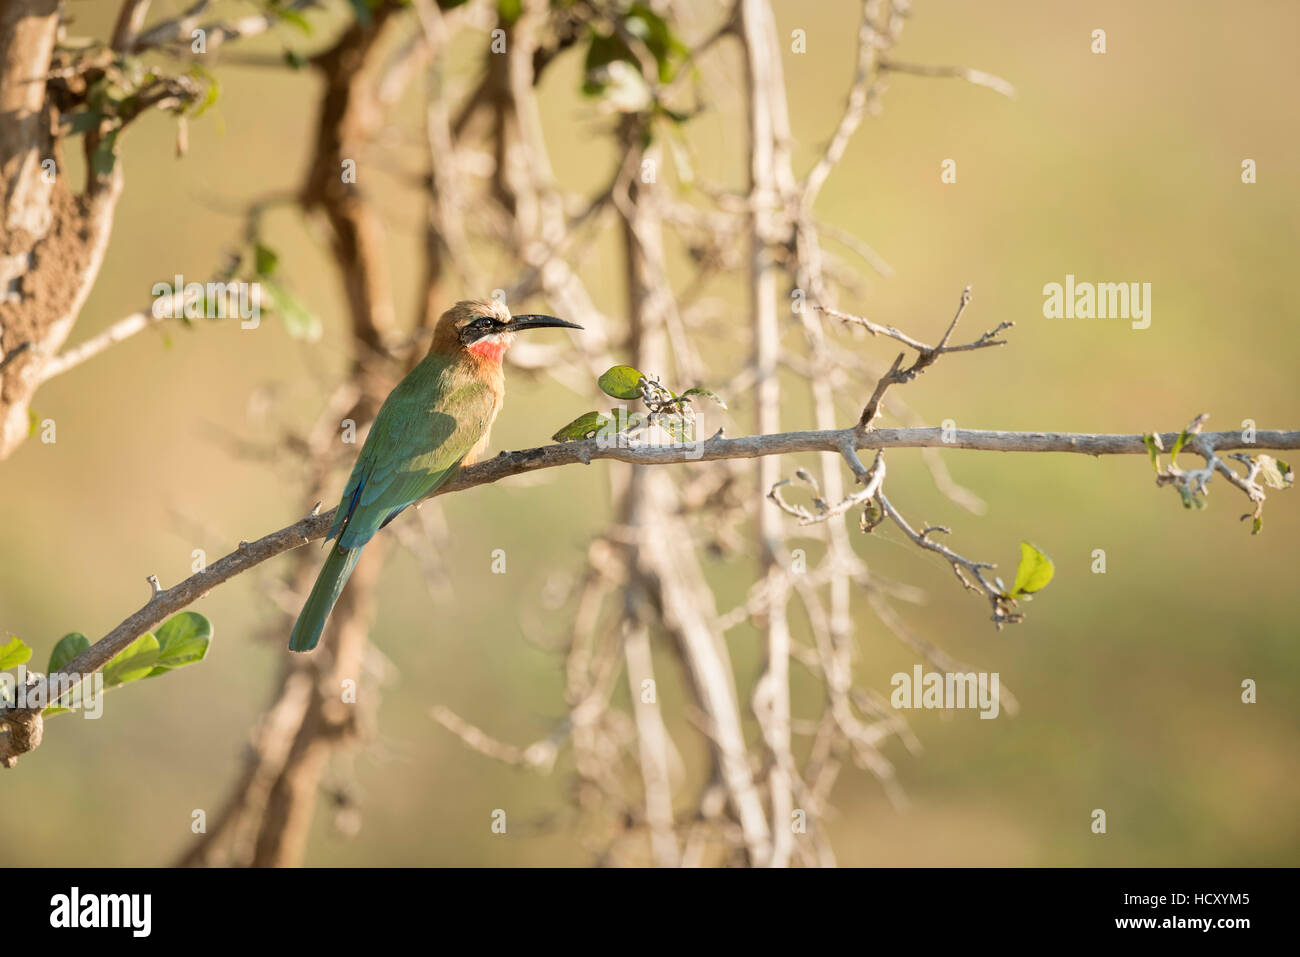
[289,299,581,652]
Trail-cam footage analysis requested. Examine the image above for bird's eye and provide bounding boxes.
[475,317,493,329]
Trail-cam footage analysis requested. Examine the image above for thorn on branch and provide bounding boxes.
[934,285,973,351]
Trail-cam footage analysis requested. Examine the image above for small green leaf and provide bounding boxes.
[262,279,322,341]
[1010,541,1054,598]
[597,365,645,400]
[349,0,375,26]
[274,8,312,33]
[90,129,118,177]
[186,64,221,118]
[682,387,727,411]
[148,611,212,676]
[27,409,39,437]
[583,3,687,94]
[1143,434,1160,473]
[629,2,688,82]
[48,632,106,713]
[254,242,279,277]
[0,635,33,670]
[552,411,610,442]
[102,633,160,688]
[283,49,308,70]
[1169,429,1189,466]
[48,633,90,673]
[497,0,523,24]
[63,110,106,135]
[192,78,220,118]
[1252,515,1263,535]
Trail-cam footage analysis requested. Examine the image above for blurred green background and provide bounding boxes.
[2,0,1297,866]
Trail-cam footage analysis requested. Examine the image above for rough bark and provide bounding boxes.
[0,0,123,458]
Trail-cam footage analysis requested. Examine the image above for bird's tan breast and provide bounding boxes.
[462,387,504,466]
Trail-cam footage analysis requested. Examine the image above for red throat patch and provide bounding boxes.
[468,339,509,363]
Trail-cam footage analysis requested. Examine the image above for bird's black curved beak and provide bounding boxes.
[509,314,583,332]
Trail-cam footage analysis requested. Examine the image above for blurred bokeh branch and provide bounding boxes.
[0,0,299,458]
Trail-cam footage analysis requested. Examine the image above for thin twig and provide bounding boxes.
[878,58,1017,98]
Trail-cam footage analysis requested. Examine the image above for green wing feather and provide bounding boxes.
[329,358,497,550]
